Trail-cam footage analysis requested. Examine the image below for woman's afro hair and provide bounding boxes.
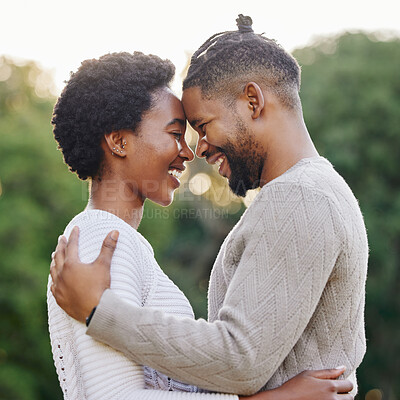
[52,52,175,180]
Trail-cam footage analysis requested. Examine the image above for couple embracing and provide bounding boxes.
[48,14,368,400]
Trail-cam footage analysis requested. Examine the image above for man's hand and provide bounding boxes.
[50,226,119,323]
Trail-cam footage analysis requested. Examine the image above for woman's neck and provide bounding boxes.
[86,178,144,230]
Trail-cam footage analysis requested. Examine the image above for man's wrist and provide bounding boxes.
[85,306,97,327]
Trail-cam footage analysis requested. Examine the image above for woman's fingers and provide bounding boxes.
[337,379,354,394]
[305,366,346,380]
[304,366,354,395]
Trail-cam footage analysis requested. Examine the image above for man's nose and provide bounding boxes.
[195,137,209,158]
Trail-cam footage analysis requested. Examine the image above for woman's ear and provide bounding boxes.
[244,82,265,119]
[104,131,128,157]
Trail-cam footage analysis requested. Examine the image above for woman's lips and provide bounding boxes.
[167,167,183,187]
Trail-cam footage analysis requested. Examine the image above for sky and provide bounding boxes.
[1,0,399,94]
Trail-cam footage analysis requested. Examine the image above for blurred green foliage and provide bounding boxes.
[293,32,400,400]
[0,57,88,399]
[0,31,399,399]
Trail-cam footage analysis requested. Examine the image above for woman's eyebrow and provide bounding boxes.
[166,118,186,127]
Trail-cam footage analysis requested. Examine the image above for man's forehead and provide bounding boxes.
[182,88,214,122]
[182,86,210,103]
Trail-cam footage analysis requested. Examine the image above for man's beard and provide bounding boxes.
[222,118,265,197]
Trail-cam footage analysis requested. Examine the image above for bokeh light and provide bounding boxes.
[189,173,212,196]
[0,61,12,81]
[242,188,260,208]
[210,184,235,207]
[365,389,384,400]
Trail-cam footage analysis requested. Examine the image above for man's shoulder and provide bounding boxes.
[232,157,359,238]
[252,157,354,210]
[267,156,340,189]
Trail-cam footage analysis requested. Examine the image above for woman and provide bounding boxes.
[48,51,352,399]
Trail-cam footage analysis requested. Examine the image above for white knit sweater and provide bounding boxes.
[87,157,368,396]
[47,209,238,399]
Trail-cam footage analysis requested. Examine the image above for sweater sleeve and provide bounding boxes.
[87,185,343,396]
[48,214,238,400]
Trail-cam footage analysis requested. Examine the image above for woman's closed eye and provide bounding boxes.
[171,131,183,141]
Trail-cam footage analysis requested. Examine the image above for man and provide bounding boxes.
[51,15,368,396]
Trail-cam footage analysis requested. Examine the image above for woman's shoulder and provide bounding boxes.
[61,210,156,284]
[64,209,157,303]
[64,209,154,256]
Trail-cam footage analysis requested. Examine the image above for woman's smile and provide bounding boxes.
[123,88,194,206]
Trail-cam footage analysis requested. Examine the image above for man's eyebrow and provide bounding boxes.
[166,118,186,127]
[189,118,203,128]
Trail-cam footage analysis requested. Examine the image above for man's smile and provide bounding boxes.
[205,152,231,179]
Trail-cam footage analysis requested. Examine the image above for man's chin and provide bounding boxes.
[228,179,250,197]
[228,176,260,197]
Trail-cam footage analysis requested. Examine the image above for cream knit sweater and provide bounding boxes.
[87,157,368,396]
[47,210,237,399]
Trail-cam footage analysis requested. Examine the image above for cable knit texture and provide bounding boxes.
[87,157,368,396]
[47,210,237,399]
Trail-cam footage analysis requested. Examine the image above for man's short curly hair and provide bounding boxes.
[183,15,301,110]
[52,52,175,180]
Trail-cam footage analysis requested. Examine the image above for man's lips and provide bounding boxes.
[206,152,231,179]
[206,152,225,165]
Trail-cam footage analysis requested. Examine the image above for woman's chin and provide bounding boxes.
[151,192,175,207]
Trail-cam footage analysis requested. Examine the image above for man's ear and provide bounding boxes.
[244,82,265,119]
[104,130,128,157]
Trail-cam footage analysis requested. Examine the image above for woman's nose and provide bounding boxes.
[180,140,195,162]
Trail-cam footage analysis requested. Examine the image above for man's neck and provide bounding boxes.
[259,116,319,186]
